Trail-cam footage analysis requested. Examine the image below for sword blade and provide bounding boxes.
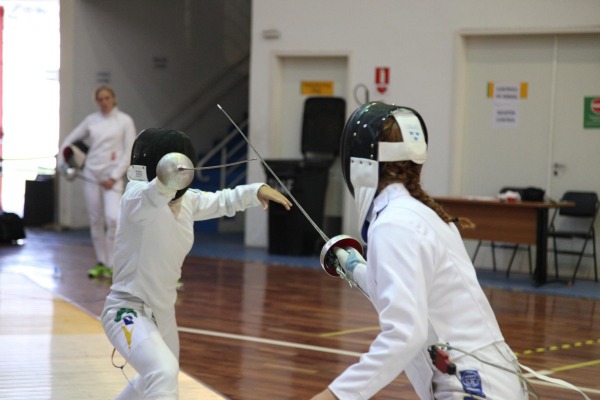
[216,104,330,243]
[178,158,257,171]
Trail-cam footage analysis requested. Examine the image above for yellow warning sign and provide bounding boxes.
[301,81,334,96]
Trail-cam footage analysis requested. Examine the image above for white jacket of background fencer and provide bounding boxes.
[60,107,136,182]
[329,184,509,400]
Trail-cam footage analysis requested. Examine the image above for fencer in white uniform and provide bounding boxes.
[100,128,291,400]
[313,102,528,400]
[60,86,136,277]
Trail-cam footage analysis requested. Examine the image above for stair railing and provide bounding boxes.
[195,119,248,190]
[160,55,249,131]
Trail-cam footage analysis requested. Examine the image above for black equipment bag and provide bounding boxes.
[0,212,26,242]
[520,187,545,202]
[501,186,545,202]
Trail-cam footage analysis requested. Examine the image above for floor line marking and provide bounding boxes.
[551,359,600,372]
[179,326,600,396]
[319,326,380,337]
[178,327,362,357]
[516,338,600,357]
[526,379,600,396]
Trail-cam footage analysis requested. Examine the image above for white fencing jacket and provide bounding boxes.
[110,180,263,316]
[329,184,506,400]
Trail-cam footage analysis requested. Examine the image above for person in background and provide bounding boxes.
[101,128,292,399]
[312,102,528,400]
[60,85,137,279]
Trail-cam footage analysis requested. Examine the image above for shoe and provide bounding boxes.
[176,278,184,291]
[88,263,105,278]
[103,267,113,279]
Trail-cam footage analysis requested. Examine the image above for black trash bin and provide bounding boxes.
[264,96,346,256]
[265,159,331,255]
[24,175,55,226]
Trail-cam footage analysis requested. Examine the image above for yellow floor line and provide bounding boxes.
[552,359,600,372]
[319,325,380,337]
[516,338,600,357]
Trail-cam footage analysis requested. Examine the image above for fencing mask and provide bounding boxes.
[340,102,428,239]
[128,128,197,200]
[63,140,89,170]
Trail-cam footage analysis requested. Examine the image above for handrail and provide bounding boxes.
[195,119,248,187]
[160,55,249,129]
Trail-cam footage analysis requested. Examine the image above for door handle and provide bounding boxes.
[553,162,565,176]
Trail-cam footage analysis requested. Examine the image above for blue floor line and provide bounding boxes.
[39,228,600,300]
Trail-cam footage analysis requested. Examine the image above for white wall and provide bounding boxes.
[246,0,600,248]
[58,0,250,227]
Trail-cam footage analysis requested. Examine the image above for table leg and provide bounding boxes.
[533,208,549,286]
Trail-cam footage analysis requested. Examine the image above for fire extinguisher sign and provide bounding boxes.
[375,67,389,94]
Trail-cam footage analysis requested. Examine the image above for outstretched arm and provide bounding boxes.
[257,184,293,211]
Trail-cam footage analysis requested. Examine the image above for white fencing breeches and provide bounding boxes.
[82,168,123,268]
[102,299,180,400]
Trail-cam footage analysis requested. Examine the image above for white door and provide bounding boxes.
[460,35,556,197]
[551,34,600,199]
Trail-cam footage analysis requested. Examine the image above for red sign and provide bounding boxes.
[591,98,600,114]
[375,67,389,94]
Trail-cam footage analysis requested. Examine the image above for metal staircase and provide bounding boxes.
[191,120,249,233]
[158,0,251,233]
[195,119,248,190]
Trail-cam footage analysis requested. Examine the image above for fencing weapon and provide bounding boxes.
[178,158,257,171]
[216,104,364,279]
[154,152,258,190]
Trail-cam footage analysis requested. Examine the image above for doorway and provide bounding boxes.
[0,1,60,216]
[272,54,350,236]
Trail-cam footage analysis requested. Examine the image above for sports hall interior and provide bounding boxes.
[0,1,599,399]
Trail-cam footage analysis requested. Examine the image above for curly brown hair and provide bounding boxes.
[378,117,474,229]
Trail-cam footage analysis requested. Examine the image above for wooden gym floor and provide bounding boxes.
[1,228,599,399]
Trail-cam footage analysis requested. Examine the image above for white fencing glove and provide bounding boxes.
[333,247,366,286]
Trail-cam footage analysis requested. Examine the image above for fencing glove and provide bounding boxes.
[333,247,366,286]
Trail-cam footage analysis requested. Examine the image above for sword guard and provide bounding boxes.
[156,152,194,190]
[320,234,364,277]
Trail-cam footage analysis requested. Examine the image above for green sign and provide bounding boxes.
[584,97,600,129]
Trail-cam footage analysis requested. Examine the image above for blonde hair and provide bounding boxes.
[378,117,474,229]
[94,85,116,102]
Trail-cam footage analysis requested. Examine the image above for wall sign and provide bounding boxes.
[301,81,334,95]
[584,97,600,129]
[487,82,528,103]
[487,82,527,128]
[375,67,389,94]
[493,107,519,128]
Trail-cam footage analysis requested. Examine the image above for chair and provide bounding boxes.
[471,186,538,277]
[472,239,532,277]
[547,191,599,283]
